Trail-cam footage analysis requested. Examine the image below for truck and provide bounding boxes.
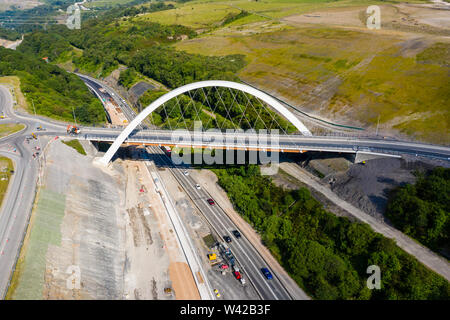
[161,146,171,156]
[67,125,81,135]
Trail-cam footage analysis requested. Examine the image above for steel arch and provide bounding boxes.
[98,80,311,165]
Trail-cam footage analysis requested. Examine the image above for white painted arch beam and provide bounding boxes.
[98,80,312,165]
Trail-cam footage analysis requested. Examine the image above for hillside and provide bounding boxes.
[10,0,450,143]
[163,0,449,143]
[0,47,105,124]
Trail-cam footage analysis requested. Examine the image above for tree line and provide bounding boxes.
[385,167,449,257]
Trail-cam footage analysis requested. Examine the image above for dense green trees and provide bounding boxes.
[214,165,450,299]
[386,167,449,256]
[103,1,175,19]
[0,47,105,124]
[0,28,21,41]
[128,46,244,88]
[18,31,73,61]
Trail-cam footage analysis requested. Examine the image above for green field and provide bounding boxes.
[84,0,142,8]
[62,139,87,155]
[140,0,428,28]
[172,1,449,143]
[6,189,66,300]
[0,156,14,211]
[330,44,450,143]
[138,3,241,29]
[0,123,25,138]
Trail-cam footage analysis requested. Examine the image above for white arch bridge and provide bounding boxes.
[67,79,450,165]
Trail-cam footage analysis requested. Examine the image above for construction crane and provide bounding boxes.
[67,124,80,135]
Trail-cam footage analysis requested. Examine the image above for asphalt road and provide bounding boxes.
[50,130,449,161]
[148,145,304,300]
[0,86,44,298]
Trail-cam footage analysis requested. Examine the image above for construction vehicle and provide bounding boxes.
[31,133,37,140]
[67,125,81,135]
[36,125,46,131]
[208,253,217,261]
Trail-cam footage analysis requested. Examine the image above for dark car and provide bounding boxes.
[261,268,273,280]
[232,230,241,239]
[224,235,232,243]
[207,198,215,205]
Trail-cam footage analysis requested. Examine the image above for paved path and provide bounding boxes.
[280,162,450,282]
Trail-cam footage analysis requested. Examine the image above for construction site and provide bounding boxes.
[6,132,261,300]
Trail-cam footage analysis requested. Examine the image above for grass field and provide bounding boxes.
[0,156,14,212]
[330,44,450,143]
[138,3,241,29]
[0,76,28,112]
[170,0,449,143]
[84,0,140,8]
[62,139,86,155]
[0,123,25,138]
[176,26,396,104]
[140,0,428,29]
[6,189,66,300]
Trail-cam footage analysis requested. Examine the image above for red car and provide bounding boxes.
[234,271,242,280]
[207,198,215,205]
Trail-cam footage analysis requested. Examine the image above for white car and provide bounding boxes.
[183,170,189,176]
[195,184,201,190]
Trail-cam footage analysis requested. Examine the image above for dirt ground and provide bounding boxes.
[25,138,127,300]
[282,4,450,35]
[0,39,14,48]
[284,153,450,222]
[10,139,205,300]
[105,102,128,126]
[122,152,200,300]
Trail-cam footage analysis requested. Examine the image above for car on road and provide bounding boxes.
[183,170,189,176]
[232,230,241,239]
[195,184,201,190]
[261,267,273,280]
[223,235,232,243]
[207,198,215,205]
[234,271,242,280]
